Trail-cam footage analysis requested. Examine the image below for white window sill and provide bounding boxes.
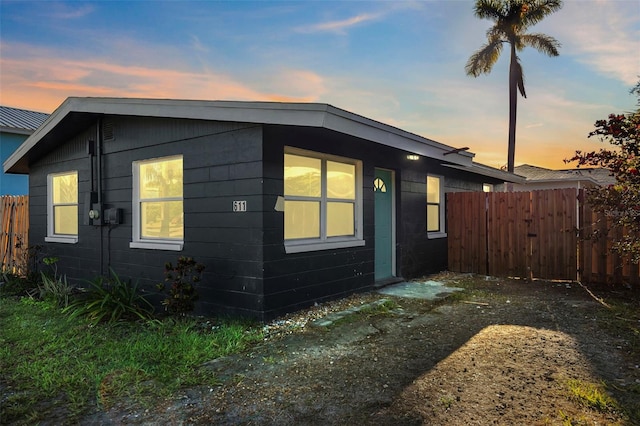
[427,232,447,239]
[285,239,366,254]
[129,241,184,251]
[45,236,78,244]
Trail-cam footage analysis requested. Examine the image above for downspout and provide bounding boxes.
[96,118,104,276]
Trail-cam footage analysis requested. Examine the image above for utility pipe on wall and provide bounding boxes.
[96,118,104,275]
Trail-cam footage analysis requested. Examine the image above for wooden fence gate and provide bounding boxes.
[447,189,639,285]
[0,195,29,275]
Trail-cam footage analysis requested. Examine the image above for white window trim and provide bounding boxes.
[46,171,78,244]
[130,240,184,251]
[45,235,78,244]
[130,155,184,251]
[286,239,366,254]
[284,147,364,254]
[427,174,447,239]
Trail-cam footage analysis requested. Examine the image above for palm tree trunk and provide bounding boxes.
[507,43,518,174]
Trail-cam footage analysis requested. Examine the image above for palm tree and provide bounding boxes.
[466,0,562,173]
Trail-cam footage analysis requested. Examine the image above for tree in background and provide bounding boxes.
[466,0,562,173]
[567,82,640,263]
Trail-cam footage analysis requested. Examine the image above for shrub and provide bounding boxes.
[567,81,639,263]
[38,272,73,307]
[0,272,35,297]
[0,246,48,297]
[37,257,73,307]
[157,256,205,315]
[64,269,154,325]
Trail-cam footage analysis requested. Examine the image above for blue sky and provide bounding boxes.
[1,0,638,169]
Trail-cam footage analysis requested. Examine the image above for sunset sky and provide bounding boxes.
[1,0,638,170]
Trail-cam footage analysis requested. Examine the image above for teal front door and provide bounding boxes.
[374,169,394,281]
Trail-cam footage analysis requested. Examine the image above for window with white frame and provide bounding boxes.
[130,155,184,251]
[426,174,446,237]
[284,148,363,253]
[46,171,78,243]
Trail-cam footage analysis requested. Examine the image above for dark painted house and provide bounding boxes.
[4,97,521,320]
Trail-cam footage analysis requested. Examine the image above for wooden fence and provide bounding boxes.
[447,189,639,285]
[0,195,29,275]
[580,201,639,286]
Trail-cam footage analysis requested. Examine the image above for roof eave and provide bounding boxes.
[5,98,84,174]
[441,163,526,183]
[5,97,478,174]
[1,127,34,136]
[521,177,602,185]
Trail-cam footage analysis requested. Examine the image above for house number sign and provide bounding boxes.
[233,200,247,212]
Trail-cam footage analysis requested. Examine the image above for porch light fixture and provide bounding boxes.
[407,154,420,161]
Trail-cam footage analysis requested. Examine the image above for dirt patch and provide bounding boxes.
[87,274,639,425]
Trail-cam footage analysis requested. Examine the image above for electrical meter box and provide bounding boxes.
[104,208,123,225]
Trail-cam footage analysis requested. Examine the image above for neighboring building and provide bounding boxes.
[0,106,49,195]
[4,97,522,320]
[509,164,616,191]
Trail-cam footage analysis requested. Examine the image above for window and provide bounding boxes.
[483,183,494,192]
[427,175,446,238]
[284,148,363,253]
[46,171,78,243]
[130,155,183,251]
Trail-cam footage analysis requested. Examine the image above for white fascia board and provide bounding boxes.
[68,97,329,127]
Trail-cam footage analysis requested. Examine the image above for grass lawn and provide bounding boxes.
[0,297,262,424]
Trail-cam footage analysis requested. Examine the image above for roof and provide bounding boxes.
[0,105,49,135]
[3,97,523,183]
[514,164,615,186]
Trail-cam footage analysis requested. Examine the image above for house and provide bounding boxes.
[0,106,49,195]
[4,97,522,320]
[509,164,615,191]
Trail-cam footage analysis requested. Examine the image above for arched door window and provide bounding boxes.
[373,177,387,192]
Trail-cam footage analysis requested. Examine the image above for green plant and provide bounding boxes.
[440,395,455,410]
[38,272,73,307]
[42,256,59,277]
[64,269,154,325]
[35,256,74,307]
[263,355,277,364]
[357,298,398,316]
[1,240,46,297]
[157,256,205,315]
[567,81,640,263]
[16,240,46,284]
[558,410,590,426]
[566,379,619,413]
[0,297,262,423]
[0,271,35,296]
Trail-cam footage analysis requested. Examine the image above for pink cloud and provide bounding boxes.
[298,13,381,34]
[0,45,325,112]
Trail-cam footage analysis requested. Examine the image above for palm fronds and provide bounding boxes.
[466,39,504,77]
[519,33,561,56]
